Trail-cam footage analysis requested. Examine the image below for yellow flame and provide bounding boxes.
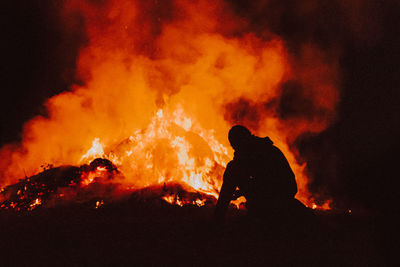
[81,138,104,162]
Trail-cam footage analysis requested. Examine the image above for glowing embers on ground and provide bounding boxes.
[29,198,42,210]
[311,199,332,211]
[162,194,206,207]
[162,195,187,207]
[0,159,118,211]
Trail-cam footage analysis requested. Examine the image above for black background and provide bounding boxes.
[1,0,399,214]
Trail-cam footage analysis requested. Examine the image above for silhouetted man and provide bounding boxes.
[214,125,298,222]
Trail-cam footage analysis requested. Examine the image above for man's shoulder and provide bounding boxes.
[226,159,240,169]
[270,144,286,157]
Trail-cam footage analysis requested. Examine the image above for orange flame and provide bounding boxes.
[0,0,339,209]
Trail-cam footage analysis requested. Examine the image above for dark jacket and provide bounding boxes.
[214,136,297,219]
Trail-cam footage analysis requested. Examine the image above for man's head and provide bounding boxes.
[228,125,252,151]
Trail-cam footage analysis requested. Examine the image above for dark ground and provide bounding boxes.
[0,200,382,267]
[1,1,398,266]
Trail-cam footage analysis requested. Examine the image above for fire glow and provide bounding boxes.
[0,0,339,210]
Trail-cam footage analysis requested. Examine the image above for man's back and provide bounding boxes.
[231,137,297,205]
[214,132,298,220]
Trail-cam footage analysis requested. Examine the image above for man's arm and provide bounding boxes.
[213,161,238,222]
[273,146,298,198]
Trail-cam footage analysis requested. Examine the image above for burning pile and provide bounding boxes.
[0,158,217,212]
[0,0,339,211]
[0,158,116,211]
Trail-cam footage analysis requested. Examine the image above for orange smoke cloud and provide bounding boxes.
[0,0,339,208]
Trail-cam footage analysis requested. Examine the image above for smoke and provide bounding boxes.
[225,0,397,207]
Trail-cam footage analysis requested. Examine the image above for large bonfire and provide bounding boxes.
[0,0,339,211]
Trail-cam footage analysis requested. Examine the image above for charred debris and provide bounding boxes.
[0,158,216,212]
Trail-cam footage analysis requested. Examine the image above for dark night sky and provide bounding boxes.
[1,0,399,213]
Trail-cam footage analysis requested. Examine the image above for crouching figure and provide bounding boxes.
[214,125,303,223]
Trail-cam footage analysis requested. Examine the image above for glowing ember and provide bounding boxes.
[162,195,175,205]
[162,194,207,207]
[29,198,42,210]
[162,195,183,207]
[309,199,332,211]
[95,200,104,209]
[0,159,119,211]
[80,165,109,186]
[194,198,205,207]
